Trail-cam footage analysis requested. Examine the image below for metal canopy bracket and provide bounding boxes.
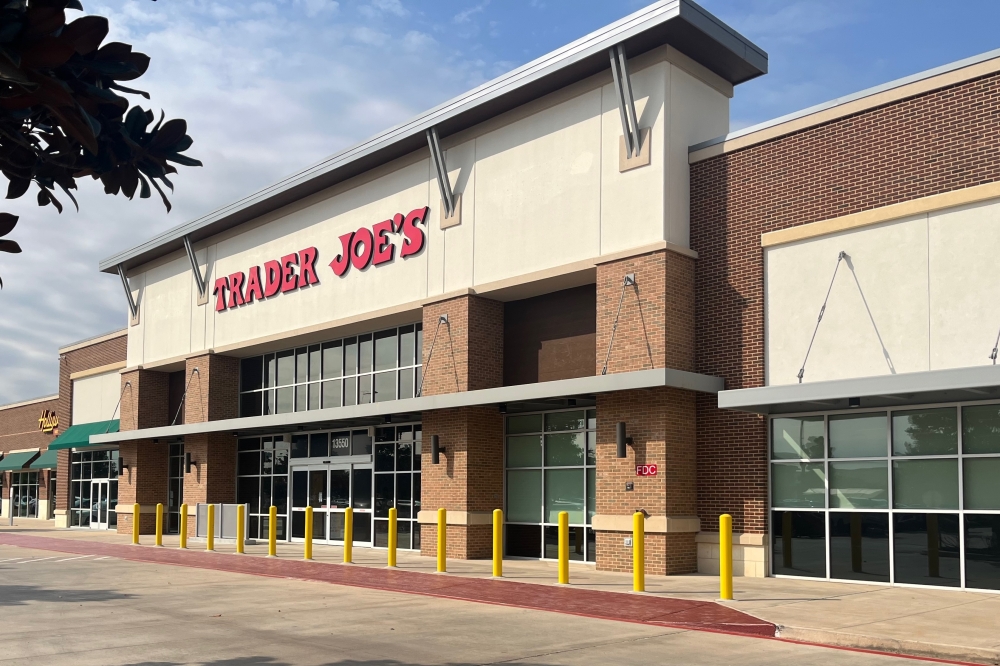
[609,44,641,158]
[117,264,138,320]
[426,127,456,218]
[183,235,208,298]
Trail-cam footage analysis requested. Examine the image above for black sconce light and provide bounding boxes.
[185,452,194,473]
[498,403,507,414]
[848,397,861,408]
[118,462,128,476]
[431,435,445,464]
[616,422,633,459]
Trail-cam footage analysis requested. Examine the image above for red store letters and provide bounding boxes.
[329,206,428,277]
[213,247,319,312]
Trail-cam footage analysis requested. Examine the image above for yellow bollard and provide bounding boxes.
[206,504,215,551]
[155,503,164,546]
[633,511,645,592]
[179,503,188,549]
[132,503,140,545]
[558,511,569,584]
[304,506,313,560]
[493,509,503,577]
[720,513,733,600]
[236,504,245,554]
[268,505,277,557]
[344,507,353,563]
[388,507,397,567]
[436,508,447,572]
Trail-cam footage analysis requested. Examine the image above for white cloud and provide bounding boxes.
[454,0,489,24]
[0,0,503,404]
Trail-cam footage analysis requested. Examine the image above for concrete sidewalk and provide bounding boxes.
[4,519,999,664]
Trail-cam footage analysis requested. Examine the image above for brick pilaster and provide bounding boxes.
[116,439,169,534]
[421,294,503,396]
[119,369,170,432]
[182,433,237,536]
[183,353,240,424]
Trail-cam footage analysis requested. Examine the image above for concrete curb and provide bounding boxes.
[776,625,1000,665]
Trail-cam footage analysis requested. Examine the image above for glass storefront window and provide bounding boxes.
[505,408,596,562]
[892,408,957,456]
[829,460,888,509]
[771,462,825,508]
[69,449,119,529]
[771,416,824,459]
[237,324,422,416]
[892,459,959,510]
[829,413,886,458]
[235,436,290,540]
[770,402,1000,590]
[962,404,1000,454]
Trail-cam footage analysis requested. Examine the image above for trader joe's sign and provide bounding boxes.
[212,206,429,312]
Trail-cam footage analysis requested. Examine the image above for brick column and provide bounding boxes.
[596,248,695,375]
[117,440,169,534]
[421,294,503,396]
[179,353,239,535]
[55,449,70,520]
[594,387,699,575]
[419,407,503,559]
[119,369,170,432]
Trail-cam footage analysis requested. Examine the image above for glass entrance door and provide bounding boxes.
[90,480,109,529]
[292,464,372,546]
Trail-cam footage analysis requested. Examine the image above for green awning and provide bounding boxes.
[0,451,39,471]
[48,420,119,450]
[29,449,58,469]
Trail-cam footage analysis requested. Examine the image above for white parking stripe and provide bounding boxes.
[19,556,59,563]
[54,555,94,562]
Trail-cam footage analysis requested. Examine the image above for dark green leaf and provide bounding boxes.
[0,239,21,253]
[6,177,30,199]
[61,15,108,55]
[0,212,17,237]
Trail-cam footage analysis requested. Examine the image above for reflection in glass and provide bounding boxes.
[829,512,889,582]
[506,470,541,522]
[829,461,888,509]
[893,513,960,587]
[507,414,543,435]
[892,459,958,509]
[772,510,826,577]
[545,411,585,432]
[892,408,957,456]
[964,457,1000,510]
[507,435,542,467]
[962,404,1000,454]
[545,433,585,466]
[276,350,294,386]
[772,417,824,459]
[544,525,586,561]
[829,413,887,458]
[322,341,342,379]
[771,462,825,508]
[544,469,584,523]
[965,514,1000,590]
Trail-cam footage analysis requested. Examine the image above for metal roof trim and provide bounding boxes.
[99,0,765,274]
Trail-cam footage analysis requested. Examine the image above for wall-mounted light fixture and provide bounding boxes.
[431,435,445,465]
[119,462,129,476]
[498,403,507,414]
[848,397,861,408]
[185,452,195,474]
[616,422,633,459]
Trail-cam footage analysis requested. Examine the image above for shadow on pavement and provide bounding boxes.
[0,583,133,606]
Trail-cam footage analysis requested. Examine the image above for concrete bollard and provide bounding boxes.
[558,511,569,584]
[179,503,188,549]
[304,506,313,560]
[132,503,140,545]
[437,508,446,573]
[344,507,353,563]
[236,504,245,554]
[155,503,164,547]
[388,507,397,567]
[720,513,733,600]
[633,511,645,592]
[493,509,503,578]
[207,504,215,552]
[268,505,277,557]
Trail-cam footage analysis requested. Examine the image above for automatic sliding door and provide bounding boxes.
[329,468,350,542]
[352,467,372,545]
[292,466,329,541]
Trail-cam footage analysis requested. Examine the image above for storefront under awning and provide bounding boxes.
[0,450,40,471]
[28,449,58,469]
[48,420,119,450]
[719,365,1000,414]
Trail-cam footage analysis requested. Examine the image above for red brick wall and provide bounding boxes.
[594,387,698,574]
[183,354,240,423]
[0,398,58,454]
[182,433,237,536]
[596,249,695,375]
[421,295,503,396]
[119,369,170,432]
[690,71,1000,533]
[419,406,503,558]
[116,439,169,534]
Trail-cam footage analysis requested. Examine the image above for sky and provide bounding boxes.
[2,0,1000,404]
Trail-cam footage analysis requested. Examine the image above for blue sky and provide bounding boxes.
[2,0,1000,403]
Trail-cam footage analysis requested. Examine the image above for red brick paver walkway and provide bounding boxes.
[1,532,774,637]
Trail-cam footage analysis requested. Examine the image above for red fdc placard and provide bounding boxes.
[635,464,657,477]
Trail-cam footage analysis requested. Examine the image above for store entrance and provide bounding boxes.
[291,463,372,546]
[89,479,116,530]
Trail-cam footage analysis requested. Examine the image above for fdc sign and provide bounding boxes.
[635,464,657,477]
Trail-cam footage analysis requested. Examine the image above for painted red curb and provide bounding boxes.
[1,532,774,637]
